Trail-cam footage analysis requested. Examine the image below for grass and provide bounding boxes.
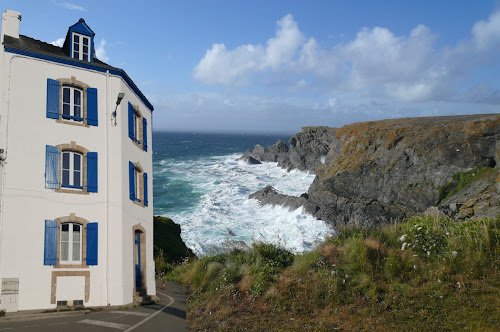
[164,216,500,331]
[438,167,493,203]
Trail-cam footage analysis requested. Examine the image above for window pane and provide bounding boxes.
[74,154,81,170]
[62,170,69,185]
[83,45,88,54]
[74,35,79,43]
[74,51,79,59]
[73,224,81,241]
[72,242,80,261]
[63,88,70,103]
[62,153,70,169]
[74,90,81,107]
[83,37,88,46]
[61,224,69,240]
[74,106,81,118]
[83,53,88,62]
[73,171,81,187]
[63,104,70,115]
[61,242,69,261]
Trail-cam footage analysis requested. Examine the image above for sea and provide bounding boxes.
[152,131,334,256]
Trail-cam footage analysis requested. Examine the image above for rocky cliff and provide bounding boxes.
[244,114,500,228]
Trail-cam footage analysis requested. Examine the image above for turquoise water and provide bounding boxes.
[152,131,333,255]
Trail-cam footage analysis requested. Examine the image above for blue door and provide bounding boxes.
[135,231,142,288]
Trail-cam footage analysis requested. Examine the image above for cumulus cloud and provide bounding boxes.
[193,14,304,85]
[51,38,65,47]
[193,11,500,104]
[95,38,109,62]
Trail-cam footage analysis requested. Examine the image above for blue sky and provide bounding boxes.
[3,1,500,133]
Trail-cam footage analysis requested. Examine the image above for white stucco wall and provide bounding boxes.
[0,48,154,311]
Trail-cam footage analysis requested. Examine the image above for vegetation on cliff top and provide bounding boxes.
[154,216,195,277]
[164,216,499,331]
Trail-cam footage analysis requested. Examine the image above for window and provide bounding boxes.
[46,78,98,126]
[62,86,83,122]
[72,33,90,61]
[60,223,82,264]
[128,102,148,151]
[129,161,148,207]
[62,151,83,189]
[44,218,98,267]
[45,145,98,193]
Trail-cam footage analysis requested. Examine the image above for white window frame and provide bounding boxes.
[134,112,140,141]
[62,86,83,121]
[61,151,83,189]
[134,168,141,201]
[72,32,90,62]
[60,222,82,264]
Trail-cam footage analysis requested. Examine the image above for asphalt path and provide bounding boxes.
[0,281,186,331]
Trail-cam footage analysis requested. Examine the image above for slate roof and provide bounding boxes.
[3,34,154,111]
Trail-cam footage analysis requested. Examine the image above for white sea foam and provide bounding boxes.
[160,153,334,256]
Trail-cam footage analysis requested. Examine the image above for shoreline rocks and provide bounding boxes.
[243,114,500,228]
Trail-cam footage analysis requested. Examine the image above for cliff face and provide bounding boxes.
[245,114,500,228]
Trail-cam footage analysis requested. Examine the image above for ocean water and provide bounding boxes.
[153,132,333,256]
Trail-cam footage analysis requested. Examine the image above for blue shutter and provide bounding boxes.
[128,102,134,140]
[86,88,98,126]
[86,223,98,265]
[86,152,98,193]
[142,118,148,151]
[44,220,58,265]
[144,172,148,207]
[129,161,135,200]
[45,145,59,189]
[46,79,60,119]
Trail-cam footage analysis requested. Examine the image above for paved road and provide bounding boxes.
[0,281,186,331]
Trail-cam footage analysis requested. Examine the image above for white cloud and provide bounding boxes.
[51,38,65,47]
[54,1,87,11]
[193,14,304,85]
[95,39,109,62]
[193,11,500,104]
[472,10,500,52]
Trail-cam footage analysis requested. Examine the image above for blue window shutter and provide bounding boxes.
[86,88,98,126]
[86,152,98,193]
[143,118,148,151]
[46,79,60,119]
[45,145,60,189]
[128,102,134,140]
[129,161,135,200]
[44,220,58,265]
[86,223,98,265]
[143,172,148,207]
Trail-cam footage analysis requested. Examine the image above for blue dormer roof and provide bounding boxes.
[62,18,95,62]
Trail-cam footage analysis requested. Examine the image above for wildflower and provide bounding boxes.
[417,227,422,231]
[398,234,407,242]
[401,243,408,250]
[456,282,461,289]
[452,251,458,258]
[427,251,430,257]
[413,265,417,270]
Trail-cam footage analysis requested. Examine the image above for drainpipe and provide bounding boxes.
[105,70,110,305]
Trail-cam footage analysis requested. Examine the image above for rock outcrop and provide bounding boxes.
[246,114,500,228]
[239,127,336,172]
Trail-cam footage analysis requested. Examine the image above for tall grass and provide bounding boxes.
[165,216,500,331]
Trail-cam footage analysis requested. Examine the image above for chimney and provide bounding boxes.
[1,10,22,42]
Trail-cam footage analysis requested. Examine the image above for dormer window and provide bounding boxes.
[73,33,90,61]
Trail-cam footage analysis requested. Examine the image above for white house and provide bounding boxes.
[0,10,154,311]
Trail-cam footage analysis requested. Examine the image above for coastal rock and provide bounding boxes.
[240,156,262,165]
[248,113,500,228]
[249,185,307,211]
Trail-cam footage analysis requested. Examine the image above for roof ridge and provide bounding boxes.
[19,34,62,50]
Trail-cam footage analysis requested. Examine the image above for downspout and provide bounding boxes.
[105,69,110,305]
